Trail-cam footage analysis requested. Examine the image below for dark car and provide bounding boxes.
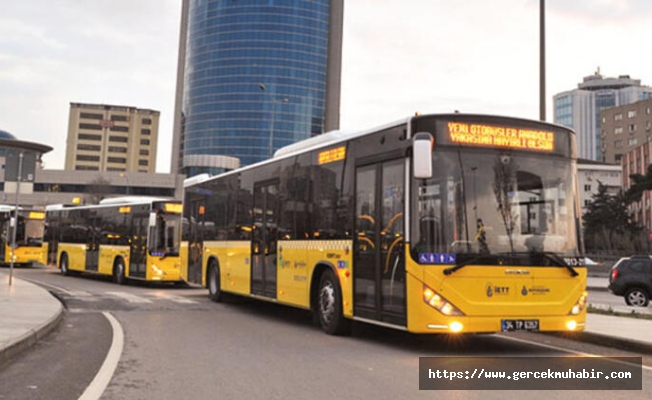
[608,255,652,307]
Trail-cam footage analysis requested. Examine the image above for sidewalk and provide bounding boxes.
[0,271,650,365]
[0,272,63,365]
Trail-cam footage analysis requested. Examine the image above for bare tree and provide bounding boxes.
[493,154,518,252]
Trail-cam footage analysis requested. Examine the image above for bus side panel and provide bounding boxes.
[58,244,87,272]
[203,241,251,295]
[98,245,130,276]
[280,240,353,316]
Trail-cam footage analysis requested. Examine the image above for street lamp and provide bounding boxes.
[259,84,288,158]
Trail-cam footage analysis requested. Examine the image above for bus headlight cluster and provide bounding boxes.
[151,265,165,276]
[569,291,588,315]
[423,285,464,316]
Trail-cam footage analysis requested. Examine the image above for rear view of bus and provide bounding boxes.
[0,206,47,266]
[407,115,587,334]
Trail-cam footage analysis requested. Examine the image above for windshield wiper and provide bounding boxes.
[498,251,579,277]
[443,254,496,275]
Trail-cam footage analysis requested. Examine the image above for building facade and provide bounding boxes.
[600,98,652,165]
[553,71,652,161]
[171,0,344,177]
[622,142,652,232]
[65,103,160,173]
[576,159,622,214]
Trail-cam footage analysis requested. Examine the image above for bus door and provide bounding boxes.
[354,159,407,326]
[130,209,148,278]
[186,199,205,284]
[251,180,280,299]
[85,211,99,272]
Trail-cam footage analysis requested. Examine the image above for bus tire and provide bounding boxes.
[60,253,70,276]
[317,269,351,335]
[113,258,126,285]
[207,261,222,302]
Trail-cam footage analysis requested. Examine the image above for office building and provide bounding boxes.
[65,103,160,173]
[171,0,344,176]
[600,98,652,164]
[553,70,652,161]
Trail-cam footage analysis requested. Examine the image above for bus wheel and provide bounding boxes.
[113,259,126,285]
[207,261,222,302]
[317,269,351,335]
[60,254,70,276]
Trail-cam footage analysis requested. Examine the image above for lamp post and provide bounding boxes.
[259,84,289,158]
[9,151,23,286]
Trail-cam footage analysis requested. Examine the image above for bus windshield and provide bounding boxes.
[16,216,45,246]
[411,147,580,262]
[149,211,181,256]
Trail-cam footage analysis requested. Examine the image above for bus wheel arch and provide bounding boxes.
[312,264,350,335]
[207,257,223,302]
[113,257,127,285]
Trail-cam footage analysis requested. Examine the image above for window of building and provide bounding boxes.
[110,115,128,122]
[138,160,149,166]
[79,123,102,130]
[142,118,152,125]
[110,125,129,132]
[615,140,623,148]
[141,128,151,135]
[75,165,99,171]
[584,184,591,192]
[628,110,637,118]
[107,157,127,164]
[107,167,126,172]
[615,113,623,121]
[108,146,128,153]
[647,107,651,115]
[140,139,150,145]
[80,112,103,119]
[139,149,149,156]
[629,124,637,133]
[614,127,623,135]
[78,133,102,141]
[584,199,591,207]
[77,144,101,151]
[629,138,638,146]
[76,155,100,162]
[109,136,128,143]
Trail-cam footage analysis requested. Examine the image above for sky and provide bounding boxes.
[2,0,652,173]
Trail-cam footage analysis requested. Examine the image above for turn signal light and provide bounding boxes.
[422,285,464,316]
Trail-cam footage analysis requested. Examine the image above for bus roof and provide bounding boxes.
[99,196,175,205]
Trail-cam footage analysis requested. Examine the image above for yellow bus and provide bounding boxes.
[0,205,47,266]
[182,113,588,335]
[45,197,183,284]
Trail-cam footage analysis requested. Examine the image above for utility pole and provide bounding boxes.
[540,0,546,121]
[9,152,23,286]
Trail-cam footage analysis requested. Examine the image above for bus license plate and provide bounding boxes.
[501,319,539,332]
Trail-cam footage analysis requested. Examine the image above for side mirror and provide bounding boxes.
[149,212,157,228]
[413,132,434,179]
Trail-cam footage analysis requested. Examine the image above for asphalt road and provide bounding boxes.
[1,265,650,400]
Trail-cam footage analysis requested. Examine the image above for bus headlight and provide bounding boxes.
[569,291,588,315]
[423,285,464,316]
[151,264,165,276]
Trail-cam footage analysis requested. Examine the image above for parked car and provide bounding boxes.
[608,255,652,307]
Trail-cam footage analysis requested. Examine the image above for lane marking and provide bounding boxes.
[105,291,153,303]
[498,334,652,372]
[78,311,124,400]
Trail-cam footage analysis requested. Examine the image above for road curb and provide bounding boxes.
[0,295,64,366]
[562,331,652,355]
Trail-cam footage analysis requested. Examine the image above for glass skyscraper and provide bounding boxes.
[171,0,343,177]
[553,71,652,161]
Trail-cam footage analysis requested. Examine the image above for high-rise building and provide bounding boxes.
[65,103,160,173]
[553,70,652,161]
[171,0,344,177]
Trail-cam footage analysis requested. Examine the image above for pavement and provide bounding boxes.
[0,271,651,367]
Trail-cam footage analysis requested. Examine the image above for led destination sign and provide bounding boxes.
[447,122,554,152]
